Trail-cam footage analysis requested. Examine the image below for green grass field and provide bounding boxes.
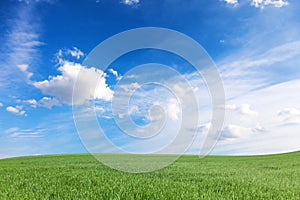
[0,151,299,199]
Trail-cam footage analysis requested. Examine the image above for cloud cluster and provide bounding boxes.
[23,97,60,109]
[14,47,113,109]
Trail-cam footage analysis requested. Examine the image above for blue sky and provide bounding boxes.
[0,0,300,158]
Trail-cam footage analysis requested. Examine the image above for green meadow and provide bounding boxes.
[0,151,299,199]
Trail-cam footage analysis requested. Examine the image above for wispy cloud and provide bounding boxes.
[4,127,45,138]
[0,3,43,98]
[6,7,42,65]
[220,40,300,79]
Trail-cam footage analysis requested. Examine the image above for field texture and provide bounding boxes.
[0,151,299,199]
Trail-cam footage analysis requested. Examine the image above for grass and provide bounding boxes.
[0,151,299,199]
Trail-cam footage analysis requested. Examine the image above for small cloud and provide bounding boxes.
[17,64,28,72]
[23,99,38,108]
[38,97,60,109]
[6,106,26,116]
[252,125,266,133]
[167,98,180,121]
[109,68,122,81]
[67,47,84,59]
[278,108,300,124]
[224,0,238,6]
[94,106,105,112]
[56,47,85,63]
[224,104,237,110]
[221,124,251,140]
[220,124,266,140]
[0,102,3,107]
[223,103,257,116]
[119,82,140,93]
[251,0,288,9]
[239,104,258,116]
[121,0,139,6]
[17,64,33,79]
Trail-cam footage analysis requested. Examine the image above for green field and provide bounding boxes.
[0,151,299,199]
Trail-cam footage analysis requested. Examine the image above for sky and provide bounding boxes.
[0,0,300,158]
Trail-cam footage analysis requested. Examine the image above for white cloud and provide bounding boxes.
[0,102,3,107]
[224,104,237,110]
[239,104,258,116]
[67,47,84,59]
[22,97,59,109]
[6,106,19,114]
[17,64,28,72]
[94,106,105,113]
[224,0,238,6]
[251,0,288,8]
[221,124,252,140]
[121,0,139,6]
[17,64,33,79]
[167,98,180,121]
[6,106,26,116]
[119,82,140,93]
[56,47,85,63]
[109,68,122,81]
[278,108,300,124]
[33,60,114,105]
[223,104,257,116]
[24,99,38,108]
[38,97,60,109]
